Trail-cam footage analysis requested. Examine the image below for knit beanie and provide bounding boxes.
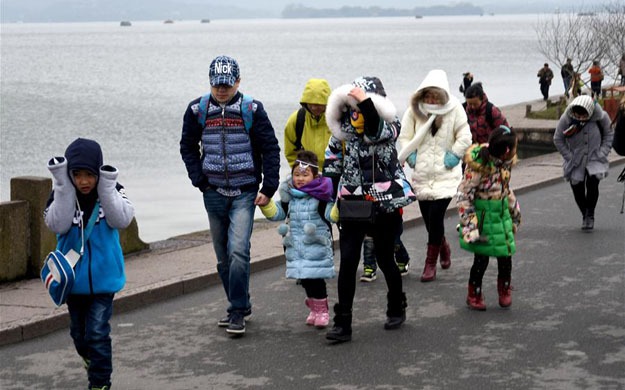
[352,76,386,97]
[569,95,595,118]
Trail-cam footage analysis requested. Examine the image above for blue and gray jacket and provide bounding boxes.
[180,91,281,198]
[44,138,135,295]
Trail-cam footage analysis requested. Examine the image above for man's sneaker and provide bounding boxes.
[360,268,377,282]
[217,309,252,327]
[397,263,409,276]
[226,312,246,335]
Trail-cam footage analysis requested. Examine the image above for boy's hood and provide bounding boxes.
[300,78,331,106]
[64,138,103,177]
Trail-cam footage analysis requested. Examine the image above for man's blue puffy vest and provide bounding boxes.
[198,94,256,189]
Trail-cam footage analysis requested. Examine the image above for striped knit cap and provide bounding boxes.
[569,95,595,118]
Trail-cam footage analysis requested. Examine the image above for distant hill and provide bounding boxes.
[282,3,483,18]
[0,0,603,23]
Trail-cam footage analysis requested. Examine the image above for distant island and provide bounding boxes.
[282,3,484,18]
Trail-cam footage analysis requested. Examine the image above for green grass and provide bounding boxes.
[526,98,606,120]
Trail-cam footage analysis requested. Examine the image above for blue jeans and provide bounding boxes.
[203,188,255,314]
[67,293,114,389]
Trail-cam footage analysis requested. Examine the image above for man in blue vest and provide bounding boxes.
[180,55,280,336]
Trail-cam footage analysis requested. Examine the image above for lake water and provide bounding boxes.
[1,15,554,242]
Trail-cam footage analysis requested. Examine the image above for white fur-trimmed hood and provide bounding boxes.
[325,83,397,140]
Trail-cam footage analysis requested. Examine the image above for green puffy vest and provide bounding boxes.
[459,197,516,257]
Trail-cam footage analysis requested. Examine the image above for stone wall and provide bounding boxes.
[0,176,148,282]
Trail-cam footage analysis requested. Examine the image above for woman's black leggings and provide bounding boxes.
[418,198,452,245]
[570,172,600,216]
[469,255,512,287]
[337,209,402,310]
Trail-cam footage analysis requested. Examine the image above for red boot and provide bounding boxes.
[497,278,512,308]
[439,236,451,269]
[420,244,440,282]
[466,284,486,311]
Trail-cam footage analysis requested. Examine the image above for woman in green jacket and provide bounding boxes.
[457,126,521,311]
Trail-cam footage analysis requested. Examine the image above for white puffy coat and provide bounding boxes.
[398,70,472,200]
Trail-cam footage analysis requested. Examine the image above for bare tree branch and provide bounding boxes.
[535,2,624,86]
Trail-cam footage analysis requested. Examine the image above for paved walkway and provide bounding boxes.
[1,99,622,346]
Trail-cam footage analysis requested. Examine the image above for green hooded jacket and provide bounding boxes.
[457,144,520,257]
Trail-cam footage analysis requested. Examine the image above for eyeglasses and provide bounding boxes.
[295,160,318,170]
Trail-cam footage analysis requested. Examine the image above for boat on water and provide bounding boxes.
[120,21,131,27]
[201,19,210,23]
[164,19,174,24]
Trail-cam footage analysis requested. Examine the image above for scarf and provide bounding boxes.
[291,176,334,202]
[398,95,459,163]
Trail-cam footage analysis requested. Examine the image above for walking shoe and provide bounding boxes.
[384,291,407,330]
[326,304,352,343]
[384,314,406,330]
[217,308,252,327]
[439,236,451,269]
[226,312,246,335]
[397,263,409,276]
[497,278,513,308]
[311,298,330,328]
[360,268,377,282]
[304,298,316,326]
[466,284,486,311]
[420,244,440,282]
[90,386,109,390]
[582,214,594,230]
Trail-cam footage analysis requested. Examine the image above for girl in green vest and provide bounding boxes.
[457,126,521,310]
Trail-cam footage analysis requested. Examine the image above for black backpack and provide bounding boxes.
[293,107,307,151]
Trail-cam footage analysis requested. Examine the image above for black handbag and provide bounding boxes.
[339,198,376,223]
[339,149,376,223]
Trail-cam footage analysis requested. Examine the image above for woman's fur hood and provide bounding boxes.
[409,69,455,121]
[325,83,397,140]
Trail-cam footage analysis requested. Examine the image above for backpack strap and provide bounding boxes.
[197,93,211,128]
[197,93,254,133]
[294,107,307,151]
[240,94,254,133]
[485,101,494,129]
[463,101,495,130]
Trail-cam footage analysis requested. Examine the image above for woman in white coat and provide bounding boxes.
[398,69,472,282]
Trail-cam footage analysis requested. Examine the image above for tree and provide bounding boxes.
[535,1,625,88]
[590,1,625,80]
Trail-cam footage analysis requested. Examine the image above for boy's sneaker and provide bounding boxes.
[217,309,252,327]
[226,312,246,335]
[360,268,377,282]
[397,263,409,276]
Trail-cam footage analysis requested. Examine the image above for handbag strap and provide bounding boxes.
[69,200,100,258]
[354,144,375,196]
[83,201,100,242]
